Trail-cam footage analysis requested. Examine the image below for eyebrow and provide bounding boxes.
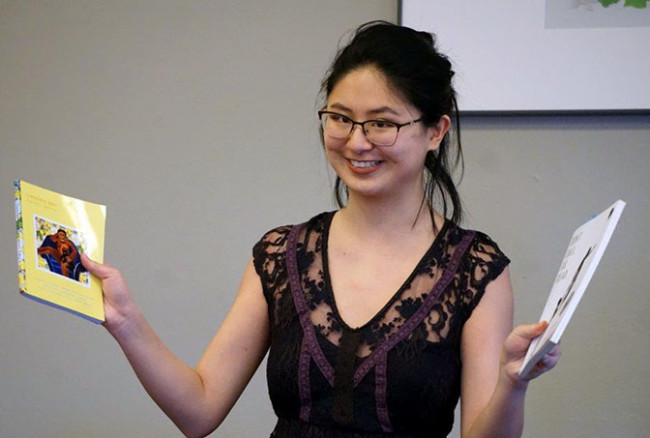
[327,103,403,118]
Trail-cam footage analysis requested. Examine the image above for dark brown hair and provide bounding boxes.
[321,21,463,225]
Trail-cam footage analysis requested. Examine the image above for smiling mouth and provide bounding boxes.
[349,160,382,168]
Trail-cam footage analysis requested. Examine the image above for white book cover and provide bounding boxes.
[519,200,625,378]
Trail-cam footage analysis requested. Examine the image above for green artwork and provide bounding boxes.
[598,0,648,8]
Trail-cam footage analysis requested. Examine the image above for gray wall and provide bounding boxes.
[1,1,648,436]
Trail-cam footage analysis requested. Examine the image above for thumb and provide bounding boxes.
[80,253,113,279]
[512,321,549,341]
[503,321,550,363]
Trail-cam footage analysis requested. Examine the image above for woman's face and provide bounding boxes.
[323,66,449,203]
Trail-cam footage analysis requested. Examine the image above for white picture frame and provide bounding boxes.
[400,0,650,114]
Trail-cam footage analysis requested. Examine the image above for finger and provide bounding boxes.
[546,343,562,359]
[537,351,560,371]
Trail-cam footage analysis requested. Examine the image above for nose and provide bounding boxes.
[347,124,374,152]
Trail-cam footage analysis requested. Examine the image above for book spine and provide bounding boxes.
[14,180,26,293]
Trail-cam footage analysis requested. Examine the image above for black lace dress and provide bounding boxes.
[252,212,510,437]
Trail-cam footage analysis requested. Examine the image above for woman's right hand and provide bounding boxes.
[81,253,140,338]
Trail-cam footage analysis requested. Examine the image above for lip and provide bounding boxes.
[345,159,383,174]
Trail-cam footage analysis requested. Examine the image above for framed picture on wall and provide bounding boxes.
[400,0,650,114]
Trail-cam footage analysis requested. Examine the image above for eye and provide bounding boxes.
[328,113,351,124]
[369,120,396,130]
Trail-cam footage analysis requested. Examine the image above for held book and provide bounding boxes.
[15,180,106,323]
[519,200,625,378]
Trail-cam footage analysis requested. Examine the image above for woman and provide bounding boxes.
[82,21,559,437]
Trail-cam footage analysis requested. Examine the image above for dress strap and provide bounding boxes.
[286,223,335,423]
[286,223,336,385]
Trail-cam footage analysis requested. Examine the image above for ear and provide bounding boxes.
[427,115,451,152]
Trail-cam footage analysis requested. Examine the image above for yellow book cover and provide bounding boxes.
[15,180,106,323]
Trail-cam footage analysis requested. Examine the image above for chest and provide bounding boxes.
[327,245,430,329]
[265,218,474,435]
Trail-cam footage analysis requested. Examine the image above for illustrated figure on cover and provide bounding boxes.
[38,229,85,280]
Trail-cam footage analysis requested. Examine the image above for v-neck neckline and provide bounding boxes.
[321,210,449,332]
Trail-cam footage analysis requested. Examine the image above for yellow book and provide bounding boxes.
[15,180,106,323]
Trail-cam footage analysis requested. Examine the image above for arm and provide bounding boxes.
[82,255,270,438]
[460,267,560,438]
[66,241,79,260]
[37,245,57,257]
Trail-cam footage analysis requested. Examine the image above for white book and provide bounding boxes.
[519,200,625,378]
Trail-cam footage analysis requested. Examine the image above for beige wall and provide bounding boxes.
[1,1,649,436]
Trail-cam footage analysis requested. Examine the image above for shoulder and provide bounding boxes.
[254,225,292,253]
[446,223,511,290]
[254,212,332,248]
[252,212,333,272]
[447,224,510,269]
[469,230,510,268]
[443,224,512,323]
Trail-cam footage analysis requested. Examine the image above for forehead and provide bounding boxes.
[327,67,413,115]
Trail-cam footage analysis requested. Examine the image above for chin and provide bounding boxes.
[341,180,389,200]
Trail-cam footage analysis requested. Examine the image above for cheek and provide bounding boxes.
[397,135,434,163]
[322,143,338,170]
[323,137,345,158]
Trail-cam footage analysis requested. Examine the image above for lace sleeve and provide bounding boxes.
[462,231,511,319]
[252,225,292,304]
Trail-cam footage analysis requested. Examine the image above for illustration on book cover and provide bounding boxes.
[35,216,90,286]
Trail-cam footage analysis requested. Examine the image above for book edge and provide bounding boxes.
[21,291,104,324]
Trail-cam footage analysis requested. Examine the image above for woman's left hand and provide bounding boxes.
[501,321,561,386]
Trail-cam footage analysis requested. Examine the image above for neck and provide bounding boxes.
[338,190,439,238]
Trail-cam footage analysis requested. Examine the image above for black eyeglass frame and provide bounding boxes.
[318,110,423,147]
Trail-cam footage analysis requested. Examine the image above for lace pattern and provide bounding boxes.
[253,211,510,437]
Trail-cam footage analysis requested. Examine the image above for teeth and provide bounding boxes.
[350,160,381,168]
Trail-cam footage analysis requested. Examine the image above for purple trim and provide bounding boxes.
[374,351,392,433]
[298,336,312,422]
[286,224,335,386]
[353,231,476,386]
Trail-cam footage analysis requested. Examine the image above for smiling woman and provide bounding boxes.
[79,21,560,438]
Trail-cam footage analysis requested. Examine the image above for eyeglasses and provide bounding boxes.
[318,110,422,147]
